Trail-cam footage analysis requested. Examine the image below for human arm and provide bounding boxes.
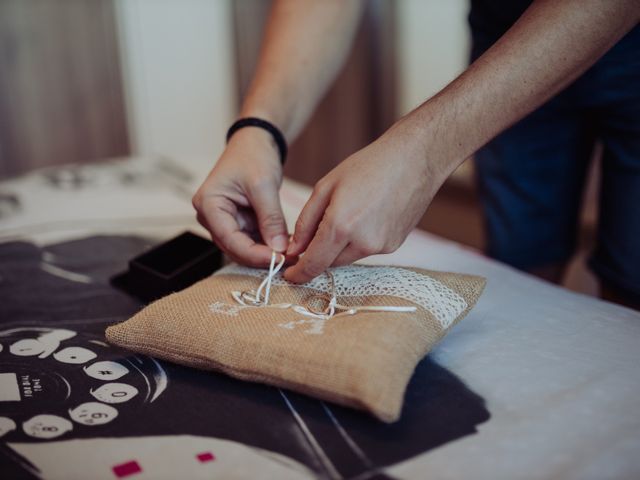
[192,0,365,266]
[284,0,640,282]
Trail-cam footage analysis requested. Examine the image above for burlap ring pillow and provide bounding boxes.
[107,261,485,422]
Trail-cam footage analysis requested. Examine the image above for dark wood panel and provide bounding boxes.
[0,0,130,178]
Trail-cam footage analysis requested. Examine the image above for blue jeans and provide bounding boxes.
[472,25,640,304]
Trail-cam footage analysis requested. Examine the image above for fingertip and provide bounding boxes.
[283,253,299,265]
[285,240,300,256]
[283,266,294,281]
[269,234,289,253]
[283,266,304,284]
[287,232,311,257]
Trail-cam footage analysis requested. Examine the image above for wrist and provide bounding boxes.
[383,113,456,187]
[226,128,282,169]
[239,103,293,142]
[392,102,469,183]
[227,117,287,165]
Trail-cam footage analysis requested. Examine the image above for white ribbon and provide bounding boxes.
[231,251,416,320]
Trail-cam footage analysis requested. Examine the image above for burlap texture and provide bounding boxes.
[106,266,485,422]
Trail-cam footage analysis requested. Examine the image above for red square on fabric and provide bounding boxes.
[112,460,142,478]
[196,451,215,463]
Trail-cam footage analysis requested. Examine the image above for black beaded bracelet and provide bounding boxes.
[226,117,288,165]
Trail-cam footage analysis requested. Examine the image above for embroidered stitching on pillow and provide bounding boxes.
[106,263,485,422]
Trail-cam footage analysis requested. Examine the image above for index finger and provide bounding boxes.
[283,212,348,283]
[199,197,273,267]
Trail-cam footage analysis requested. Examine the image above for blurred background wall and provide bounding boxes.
[0,0,471,178]
[0,0,598,295]
[114,0,472,181]
[114,0,236,174]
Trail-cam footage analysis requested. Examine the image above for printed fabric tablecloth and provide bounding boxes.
[0,157,639,480]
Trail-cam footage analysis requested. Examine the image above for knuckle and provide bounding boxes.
[248,175,273,193]
[294,217,309,241]
[301,261,324,280]
[220,235,235,254]
[381,240,401,254]
[332,221,351,243]
[357,244,376,257]
[386,236,405,253]
[313,178,330,196]
[295,216,307,233]
[261,211,284,230]
[191,193,202,210]
[324,212,352,242]
[356,238,383,256]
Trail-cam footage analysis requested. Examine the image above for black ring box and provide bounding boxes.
[111,231,222,303]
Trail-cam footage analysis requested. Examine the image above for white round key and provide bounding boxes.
[53,346,97,364]
[0,417,16,438]
[83,361,129,381]
[23,414,73,439]
[9,339,45,357]
[69,402,118,426]
[90,383,139,404]
[37,329,77,358]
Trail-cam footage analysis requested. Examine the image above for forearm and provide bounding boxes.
[240,0,365,141]
[394,0,640,181]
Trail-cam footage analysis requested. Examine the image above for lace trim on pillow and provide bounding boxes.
[215,264,467,329]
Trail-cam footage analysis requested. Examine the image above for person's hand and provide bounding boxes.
[284,125,449,283]
[192,128,289,267]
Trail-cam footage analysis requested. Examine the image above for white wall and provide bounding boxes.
[396,0,471,116]
[114,0,236,175]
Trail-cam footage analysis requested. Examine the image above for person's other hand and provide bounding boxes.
[284,126,448,283]
[192,128,289,267]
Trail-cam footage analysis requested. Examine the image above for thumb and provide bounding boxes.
[247,180,289,253]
